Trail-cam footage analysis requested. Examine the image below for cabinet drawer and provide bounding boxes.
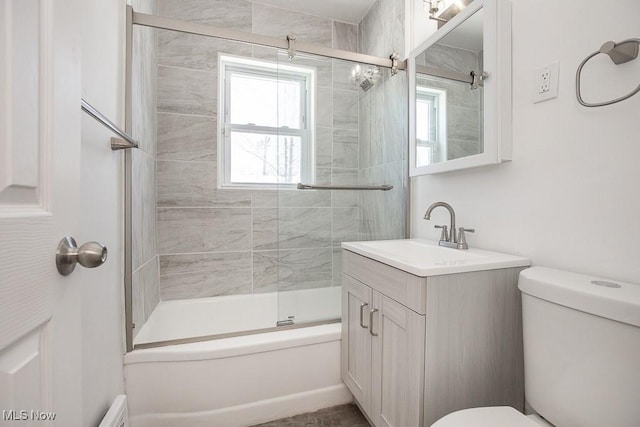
[343,250,427,314]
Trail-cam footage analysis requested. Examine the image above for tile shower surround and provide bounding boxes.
[153,0,370,301]
[357,0,407,242]
[131,0,160,338]
[130,0,408,335]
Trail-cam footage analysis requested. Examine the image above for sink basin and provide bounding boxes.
[341,239,529,277]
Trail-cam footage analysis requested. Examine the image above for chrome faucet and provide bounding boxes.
[423,202,474,250]
[424,202,457,243]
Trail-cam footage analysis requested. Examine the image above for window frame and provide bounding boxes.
[218,54,316,189]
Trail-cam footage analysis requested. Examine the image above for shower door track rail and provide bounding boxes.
[415,64,474,85]
[133,318,341,350]
[132,10,407,71]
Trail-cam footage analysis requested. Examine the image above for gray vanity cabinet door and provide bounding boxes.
[341,275,373,414]
[370,293,426,427]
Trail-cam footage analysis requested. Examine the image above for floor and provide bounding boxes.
[250,404,371,427]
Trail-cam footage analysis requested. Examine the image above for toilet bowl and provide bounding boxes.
[432,267,640,427]
[432,407,551,427]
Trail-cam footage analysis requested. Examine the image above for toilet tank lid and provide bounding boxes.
[519,267,640,328]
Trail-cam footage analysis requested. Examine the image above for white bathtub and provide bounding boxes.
[134,287,342,345]
[125,288,350,427]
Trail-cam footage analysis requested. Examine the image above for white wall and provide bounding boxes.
[411,0,640,284]
[81,0,126,425]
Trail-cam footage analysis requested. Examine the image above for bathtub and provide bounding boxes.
[134,287,342,346]
[124,288,350,427]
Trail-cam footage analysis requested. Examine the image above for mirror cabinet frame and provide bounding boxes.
[408,0,512,176]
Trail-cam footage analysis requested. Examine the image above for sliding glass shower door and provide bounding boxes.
[128,9,406,349]
[273,51,407,328]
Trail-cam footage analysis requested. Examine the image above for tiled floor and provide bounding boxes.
[250,404,371,427]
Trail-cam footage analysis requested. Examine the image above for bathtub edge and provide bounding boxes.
[124,323,342,364]
[128,384,352,427]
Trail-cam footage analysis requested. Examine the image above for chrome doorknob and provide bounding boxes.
[56,236,108,276]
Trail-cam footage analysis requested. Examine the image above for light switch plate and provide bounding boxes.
[533,61,559,103]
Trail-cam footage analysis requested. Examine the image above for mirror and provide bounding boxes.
[415,9,483,166]
[409,0,512,175]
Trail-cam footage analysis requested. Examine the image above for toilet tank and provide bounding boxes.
[519,267,640,427]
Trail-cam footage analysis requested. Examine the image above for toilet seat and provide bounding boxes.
[431,406,544,427]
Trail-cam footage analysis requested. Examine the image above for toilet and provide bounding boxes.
[432,266,640,427]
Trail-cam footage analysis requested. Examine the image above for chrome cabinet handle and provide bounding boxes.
[56,236,108,276]
[369,308,379,336]
[359,303,369,328]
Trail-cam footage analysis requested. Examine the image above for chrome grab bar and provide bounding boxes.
[297,183,393,191]
[81,98,139,150]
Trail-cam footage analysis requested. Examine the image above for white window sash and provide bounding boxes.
[219,55,315,189]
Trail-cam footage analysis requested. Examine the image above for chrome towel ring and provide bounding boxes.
[576,38,640,107]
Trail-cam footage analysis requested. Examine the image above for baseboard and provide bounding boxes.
[129,384,353,427]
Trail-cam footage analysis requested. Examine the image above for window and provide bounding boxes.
[416,83,446,164]
[219,55,315,188]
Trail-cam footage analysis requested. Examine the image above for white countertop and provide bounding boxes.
[342,238,530,277]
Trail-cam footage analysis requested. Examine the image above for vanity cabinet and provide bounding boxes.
[343,275,425,427]
[341,250,525,426]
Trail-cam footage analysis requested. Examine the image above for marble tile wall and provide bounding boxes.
[417,44,483,159]
[153,0,362,301]
[357,0,407,242]
[359,0,405,59]
[131,0,160,338]
[131,257,160,333]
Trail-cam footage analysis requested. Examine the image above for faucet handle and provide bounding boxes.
[457,227,474,250]
[434,225,449,242]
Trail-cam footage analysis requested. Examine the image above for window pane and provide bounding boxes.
[229,73,302,128]
[417,145,433,166]
[416,98,433,141]
[229,131,301,184]
[277,78,303,129]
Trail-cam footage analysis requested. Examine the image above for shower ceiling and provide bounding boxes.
[252,0,376,24]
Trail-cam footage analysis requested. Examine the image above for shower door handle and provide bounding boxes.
[359,303,369,329]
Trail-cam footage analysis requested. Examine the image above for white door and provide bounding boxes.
[0,0,83,425]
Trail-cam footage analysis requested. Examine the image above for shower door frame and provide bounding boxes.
[123,5,408,352]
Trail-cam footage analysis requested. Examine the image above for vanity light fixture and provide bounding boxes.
[424,0,467,23]
[424,0,447,22]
